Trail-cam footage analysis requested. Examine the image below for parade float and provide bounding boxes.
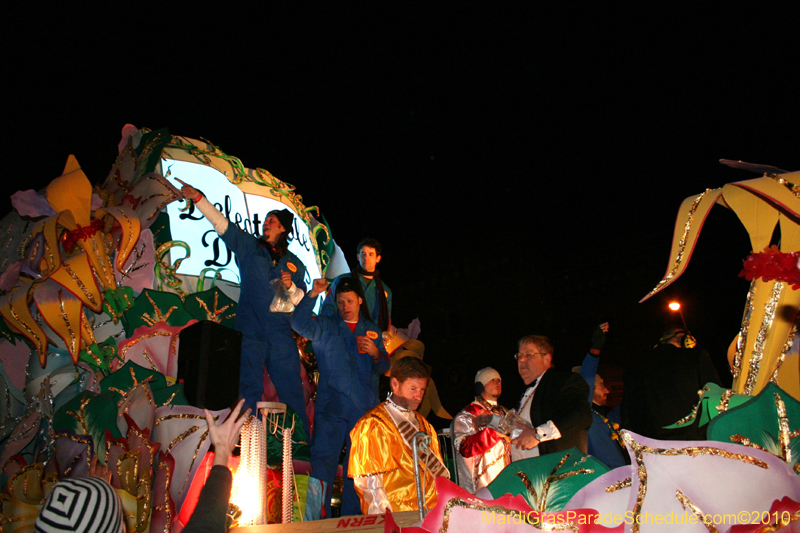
[1,125,799,533]
[0,125,345,531]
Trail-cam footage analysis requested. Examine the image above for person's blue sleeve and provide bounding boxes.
[319,277,339,316]
[579,352,598,403]
[219,223,258,261]
[290,293,327,341]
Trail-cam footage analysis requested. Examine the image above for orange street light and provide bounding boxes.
[668,302,680,311]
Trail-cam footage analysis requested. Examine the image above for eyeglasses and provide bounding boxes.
[514,352,548,361]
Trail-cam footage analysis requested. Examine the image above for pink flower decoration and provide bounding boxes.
[152,404,230,514]
[118,124,139,153]
[729,496,800,532]
[117,321,197,378]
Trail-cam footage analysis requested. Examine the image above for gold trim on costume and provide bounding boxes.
[716,389,735,414]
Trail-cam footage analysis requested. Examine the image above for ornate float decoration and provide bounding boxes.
[387,427,800,533]
[641,161,800,401]
[0,125,336,531]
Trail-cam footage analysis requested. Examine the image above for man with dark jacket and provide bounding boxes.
[321,237,392,330]
[511,335,592,461]
[621,326,721,440]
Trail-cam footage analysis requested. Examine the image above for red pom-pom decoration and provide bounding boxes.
[739,245,800,290]
[61,218,105,253]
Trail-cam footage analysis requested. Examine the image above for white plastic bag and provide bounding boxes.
[269,277,295,313]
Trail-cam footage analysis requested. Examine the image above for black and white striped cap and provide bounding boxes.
[35,477,123,533]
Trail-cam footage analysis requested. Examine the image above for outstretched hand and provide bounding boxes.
[176,178,202,202]
[204,399,252,467]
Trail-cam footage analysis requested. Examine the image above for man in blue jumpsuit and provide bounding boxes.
[321,238,392,330]
[291,277,390,517]
[576,323,627,469]
[179,182,309,433]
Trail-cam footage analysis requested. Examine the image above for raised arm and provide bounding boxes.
[182,400,251,533]
[290,279,330,341]
[579,322,609,401]
[319,276,339,316]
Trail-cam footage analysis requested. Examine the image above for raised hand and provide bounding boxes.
[176,178,202,202]
[590,322,609,352]
[204,399,252,467]
[310,278,330,298]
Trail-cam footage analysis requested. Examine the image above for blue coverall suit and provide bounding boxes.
[219,224,309,433]
[290,293,390,517]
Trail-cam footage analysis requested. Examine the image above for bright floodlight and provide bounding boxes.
[668,302,681,311]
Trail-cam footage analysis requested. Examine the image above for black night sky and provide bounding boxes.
[3,4,798,420]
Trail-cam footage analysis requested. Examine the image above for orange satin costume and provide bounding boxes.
[348,402,446,514]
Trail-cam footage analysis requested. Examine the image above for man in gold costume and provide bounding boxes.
[348,357,450,514]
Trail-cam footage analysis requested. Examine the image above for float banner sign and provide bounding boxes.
[161,159,320,287]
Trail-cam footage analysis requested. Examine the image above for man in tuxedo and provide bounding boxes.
[511,335,592,461]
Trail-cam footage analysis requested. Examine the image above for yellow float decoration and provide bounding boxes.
[642,161,800,400]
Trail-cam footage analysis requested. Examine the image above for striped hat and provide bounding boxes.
[35,477,123,533]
